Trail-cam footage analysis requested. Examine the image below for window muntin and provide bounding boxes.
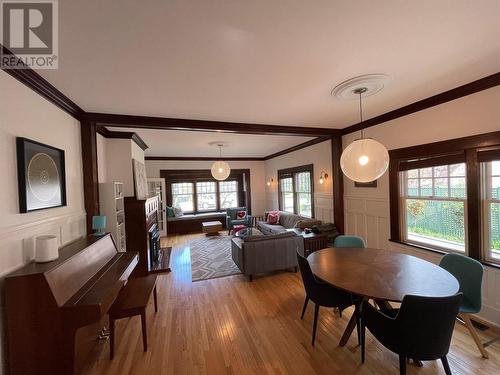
[296,171,312,217]
[172,182,194,212]
[219,180,239,209]
[402,163,467,253]
[196,181,217,211]
[280,177,294,213]
[482,160,500,262]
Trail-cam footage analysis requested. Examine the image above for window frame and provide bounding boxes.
[218,179,239,210]
[277,164,314,218]
[481,158,500,263]
[388,130,500,267]
[171,181,195,213]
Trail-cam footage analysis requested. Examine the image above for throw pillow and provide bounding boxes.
[166,206,175,218]
[236,210,247,219]
[173,207,184,217]
[267,212,280,225]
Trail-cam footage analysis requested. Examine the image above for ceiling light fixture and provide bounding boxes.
[337,81,389,183]
[210,142,231,181]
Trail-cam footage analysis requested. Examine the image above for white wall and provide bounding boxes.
[96,133,108,183]
[0,71,86,373]
[342,85,500,326]
[146,160,267,215]
[264,140,334,222]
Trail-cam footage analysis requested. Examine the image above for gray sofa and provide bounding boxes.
[256,211,322,235]
[231,231,304,281]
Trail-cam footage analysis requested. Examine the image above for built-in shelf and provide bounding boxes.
[99,182,127,252]
[148,178,167,236]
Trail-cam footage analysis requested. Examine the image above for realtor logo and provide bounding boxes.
[1,0,58,69]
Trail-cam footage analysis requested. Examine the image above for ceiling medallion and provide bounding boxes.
[331,73,391,101]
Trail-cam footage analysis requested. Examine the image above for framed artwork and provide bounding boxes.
[16,137,67,213]
[355,180,378,188]
[132,159,148,199]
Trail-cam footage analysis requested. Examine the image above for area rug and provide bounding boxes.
[188,234,241,281]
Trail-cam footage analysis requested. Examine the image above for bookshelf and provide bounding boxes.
[99,182,127,251]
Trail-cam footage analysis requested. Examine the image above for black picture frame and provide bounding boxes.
[16,137,67,213]
[354,180,378,188]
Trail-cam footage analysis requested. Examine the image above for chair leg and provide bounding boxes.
[312,304,320,346]
[140,311,148,352]
[360,319,366,364]
[460,314,489,358]
[153,285,158,313]
[300,296,309,319]
[355,302,361,346]
[441,356,452,375]
[399,355,406,375]
[109,317,115,360]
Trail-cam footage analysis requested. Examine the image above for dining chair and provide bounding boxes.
[439,253,488,358]
[360,293,462,375]
[333,235,366,248]
[296,251,354,346]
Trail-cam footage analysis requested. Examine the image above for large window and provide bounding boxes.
[482,160,500,262]
[219,180,239,209]
[172,182,194,212]
[278,165,314,217]
[389,130,500,266]
[402,163,467,252]
[196,181,217,211]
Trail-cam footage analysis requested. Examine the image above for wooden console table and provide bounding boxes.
[288,228,329,257]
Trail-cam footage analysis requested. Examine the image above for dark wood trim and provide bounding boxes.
[331,136,344,234]
[342,73,500,135]
[277,164,315,218]
[80,120,99,233]
[263,136,331,160]
[84,112,341,137]
[388,130,500,262]
[1,44,84,120]
[146,156,264,161]
[96,126,149,151]
[478,148,500,163]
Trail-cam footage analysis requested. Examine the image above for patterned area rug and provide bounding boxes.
[189,234,241,281]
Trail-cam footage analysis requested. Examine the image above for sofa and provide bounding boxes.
[256,211,322,235]
[231,230,304,281]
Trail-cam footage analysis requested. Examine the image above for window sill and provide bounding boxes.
[389,239,500,271]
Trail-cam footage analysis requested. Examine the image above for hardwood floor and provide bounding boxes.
[83,233,500,375]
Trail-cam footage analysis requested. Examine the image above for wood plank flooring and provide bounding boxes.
[83,233,500,375]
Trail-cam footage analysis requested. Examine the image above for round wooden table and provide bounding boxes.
[308,247,459,347]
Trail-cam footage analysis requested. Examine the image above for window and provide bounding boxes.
[402,163,467,253]
[171,182,194,212]
[219,180,239,209]
[278,165,314,217]
[196,181,217,211]
[482,160,500,262]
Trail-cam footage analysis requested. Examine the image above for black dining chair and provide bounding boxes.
[360,293,462,375]
[296,251,354,346]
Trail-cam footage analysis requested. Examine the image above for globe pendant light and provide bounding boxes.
[211,143,231,181]
[340,87,389,183]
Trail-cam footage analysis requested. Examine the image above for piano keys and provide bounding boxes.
[4,233,138,375]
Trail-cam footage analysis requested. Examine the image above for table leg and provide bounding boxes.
[339,312,357,347]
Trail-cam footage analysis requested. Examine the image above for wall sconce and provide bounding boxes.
[319,171,328,184]
[267,177,274,186]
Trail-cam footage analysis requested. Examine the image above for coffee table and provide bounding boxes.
[235,227,263,238]
[202,221,223,236]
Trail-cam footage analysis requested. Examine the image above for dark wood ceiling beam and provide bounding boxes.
[83,112,341,137]
[96,126,149,150]
[341,72,500,136]
[263,136,331,160]
[145,156,264,161]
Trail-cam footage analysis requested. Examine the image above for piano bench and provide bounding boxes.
[108,274,159,359]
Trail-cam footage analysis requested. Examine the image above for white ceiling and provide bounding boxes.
[40,0,499,128]
[109,127,314,157]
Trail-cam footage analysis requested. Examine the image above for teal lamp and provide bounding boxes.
[92,215,106,237]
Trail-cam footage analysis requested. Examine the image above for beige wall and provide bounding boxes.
[342,85,500,326]
[0,71,87,374]
[264,140,334,222]
[146,160,267,215]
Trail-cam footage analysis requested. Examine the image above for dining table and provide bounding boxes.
[308,247,460,348]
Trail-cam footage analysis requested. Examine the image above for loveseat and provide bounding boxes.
[256,211,322,235]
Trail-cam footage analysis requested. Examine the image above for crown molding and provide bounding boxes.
[263,136,331,160]
[341,72,500,135]
[96,126,149,150]
[145,156,264,161]
[1,44,85,120]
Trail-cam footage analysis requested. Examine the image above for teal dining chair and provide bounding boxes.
[439,253,488,358]
[334,235,366,248]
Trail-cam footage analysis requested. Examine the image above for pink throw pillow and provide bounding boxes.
[268,212,280,225]
[237,210,247,219]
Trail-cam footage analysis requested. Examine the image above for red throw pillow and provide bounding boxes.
[267,212,280,225]
[237,210,247,219]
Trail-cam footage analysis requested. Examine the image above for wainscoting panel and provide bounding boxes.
[344,195,500,327]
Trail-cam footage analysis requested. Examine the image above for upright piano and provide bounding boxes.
[4,234,138,375]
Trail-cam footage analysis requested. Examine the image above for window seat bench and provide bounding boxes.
[167,212,227,234]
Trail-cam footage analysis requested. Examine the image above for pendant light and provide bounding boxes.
[211,143,231,181]
[340,87,389,183]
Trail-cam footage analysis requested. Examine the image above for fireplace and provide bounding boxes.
[149,223,160,269]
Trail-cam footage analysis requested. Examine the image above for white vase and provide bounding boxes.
[35,235,59,263]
